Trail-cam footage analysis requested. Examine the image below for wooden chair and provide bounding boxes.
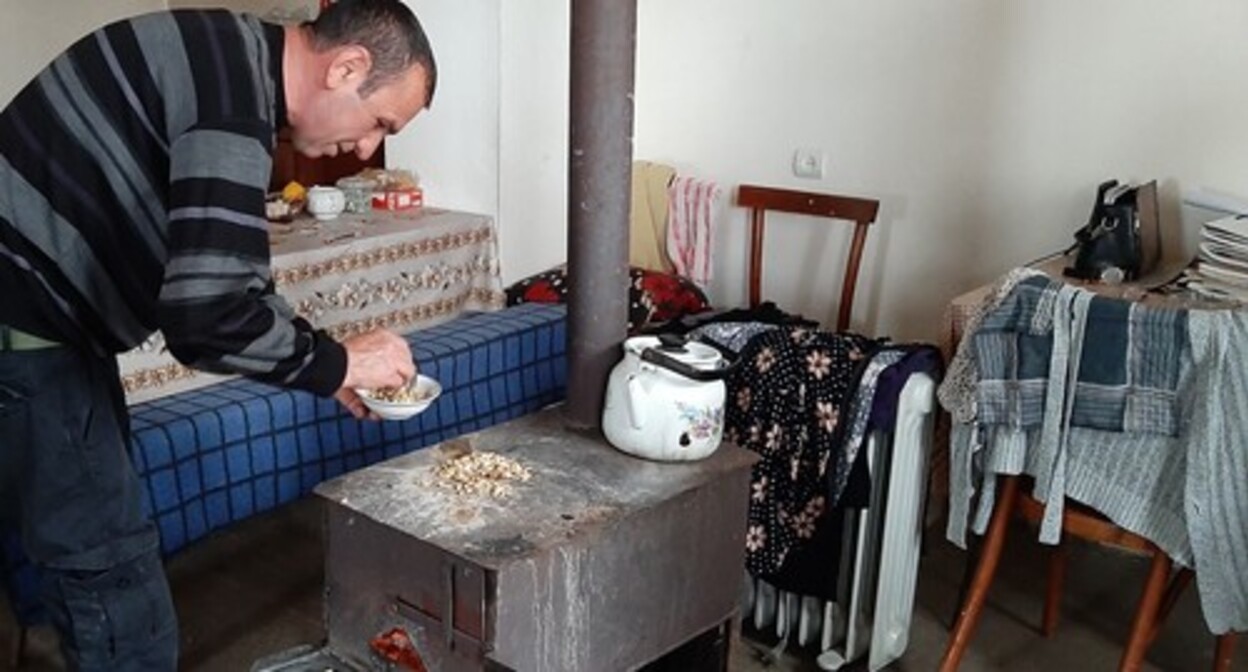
[940,474,1239,672]
[735,185,879,332]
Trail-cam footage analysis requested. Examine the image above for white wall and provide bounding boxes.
[494,0,1248,341]
[0,0,168,106]
[498,0,570,284]
[384,1,500,221]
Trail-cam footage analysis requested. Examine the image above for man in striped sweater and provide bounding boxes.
[0,1,436,668]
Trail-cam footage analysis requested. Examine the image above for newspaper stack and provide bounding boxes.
[1185,215,1248,302]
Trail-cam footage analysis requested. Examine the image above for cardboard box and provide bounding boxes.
[372,187,423,211]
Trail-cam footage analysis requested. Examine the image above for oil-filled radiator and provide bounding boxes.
[743,372,936,671]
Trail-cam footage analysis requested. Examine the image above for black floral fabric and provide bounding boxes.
[725,326,879,578]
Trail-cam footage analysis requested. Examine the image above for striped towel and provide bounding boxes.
[666,176,721,289]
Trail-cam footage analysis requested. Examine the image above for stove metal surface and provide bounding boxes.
[306,406,756,671]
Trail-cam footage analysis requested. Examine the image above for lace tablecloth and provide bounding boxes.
[119,208,504,404]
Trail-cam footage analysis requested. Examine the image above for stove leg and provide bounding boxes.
[639,616,738,671]
[719,615,740,672]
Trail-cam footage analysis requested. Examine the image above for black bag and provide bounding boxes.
[1064,180,1156,282]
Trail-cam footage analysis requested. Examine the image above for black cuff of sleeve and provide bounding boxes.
[300,329,348,397]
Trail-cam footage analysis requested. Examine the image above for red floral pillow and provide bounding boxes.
[506,266,710,332]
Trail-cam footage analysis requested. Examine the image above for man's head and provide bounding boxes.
[286,0,438,160]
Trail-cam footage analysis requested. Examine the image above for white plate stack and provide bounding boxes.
[1185,216,1248,302]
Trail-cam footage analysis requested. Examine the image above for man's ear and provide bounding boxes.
[325,45,373,91]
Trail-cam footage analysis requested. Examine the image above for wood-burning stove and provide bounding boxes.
[253,407,756,671]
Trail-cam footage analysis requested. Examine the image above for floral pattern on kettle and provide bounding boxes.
[676,401,724,441]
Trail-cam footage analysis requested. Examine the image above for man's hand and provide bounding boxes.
[339,329,416,393]
[335,387,377,420]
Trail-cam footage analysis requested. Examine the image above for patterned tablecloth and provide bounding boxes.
[119,207,504,404]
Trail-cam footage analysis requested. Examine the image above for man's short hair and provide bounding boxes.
[309,0,437,105]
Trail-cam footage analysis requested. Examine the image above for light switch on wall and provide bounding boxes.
[792,148,825,179]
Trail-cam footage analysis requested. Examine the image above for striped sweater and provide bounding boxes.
[0,10,345,396]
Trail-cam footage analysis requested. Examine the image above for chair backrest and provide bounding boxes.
[735,184,879,332]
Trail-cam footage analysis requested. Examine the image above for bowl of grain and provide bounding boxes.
[356,374,442,420]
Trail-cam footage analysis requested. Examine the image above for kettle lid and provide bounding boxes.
[624,335,723,371]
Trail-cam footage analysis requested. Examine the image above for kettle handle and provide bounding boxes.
[639,347,738,382]
[626,374,647,429]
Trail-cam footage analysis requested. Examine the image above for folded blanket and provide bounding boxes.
[630,161,677,273]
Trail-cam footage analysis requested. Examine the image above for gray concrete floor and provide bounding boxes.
[2,497,1241,671]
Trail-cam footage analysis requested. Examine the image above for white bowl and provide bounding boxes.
[306,186,346,221]
[355,374,442,420]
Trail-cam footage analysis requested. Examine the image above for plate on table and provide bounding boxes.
[266,194,305,224]
[356,374,442,420]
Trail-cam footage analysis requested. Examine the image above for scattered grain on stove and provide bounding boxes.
[433,452,531,497]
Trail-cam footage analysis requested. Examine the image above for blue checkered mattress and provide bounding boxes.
[3,303,567,624]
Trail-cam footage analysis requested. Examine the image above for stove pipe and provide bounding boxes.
[565,0,637,431]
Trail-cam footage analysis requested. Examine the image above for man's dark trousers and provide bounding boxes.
[0,334,177,670]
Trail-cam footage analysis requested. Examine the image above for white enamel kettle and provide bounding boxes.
[602,334,731,462]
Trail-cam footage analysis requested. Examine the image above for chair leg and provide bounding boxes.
[1213,632,1237,672]
[1148,568,1194,646]
[951,536,982,629]
[1118,549,1172,672]
[1042,542,1068,637]
[939,475,1020,672]
[1128,563,1236,672]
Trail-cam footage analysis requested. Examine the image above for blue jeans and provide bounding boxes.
[0,345,177,670]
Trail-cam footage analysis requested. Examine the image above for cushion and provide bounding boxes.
[506,266,710,332]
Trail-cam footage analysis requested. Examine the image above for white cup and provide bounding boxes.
[306,186,346,221]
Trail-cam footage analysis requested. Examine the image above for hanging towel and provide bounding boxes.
[667,175,721,289]
[630,161,677,273]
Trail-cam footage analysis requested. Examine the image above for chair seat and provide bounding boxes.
[1014,488,1154,555]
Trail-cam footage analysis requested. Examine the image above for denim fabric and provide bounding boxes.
[974,275,1187,436]
[0,346,177,670]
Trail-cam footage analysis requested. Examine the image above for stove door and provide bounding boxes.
[324,504,493,672]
